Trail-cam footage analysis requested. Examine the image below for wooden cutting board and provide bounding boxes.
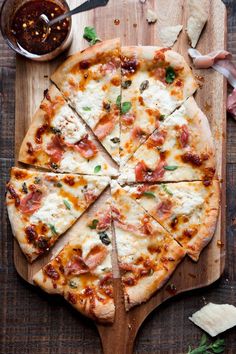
[14,0,227,353]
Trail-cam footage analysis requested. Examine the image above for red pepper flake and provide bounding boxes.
[114,19,120,25]
[166,283,177,295]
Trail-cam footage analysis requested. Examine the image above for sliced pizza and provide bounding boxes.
[120,46,198,165]
[129,180,220,261]
[33,202,115,323]
[19,85,117,176]
[6,167,109,262]
[111,181,185,310]
[51,38,121,163]
[119,97,215,184]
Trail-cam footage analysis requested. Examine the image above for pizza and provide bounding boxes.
[19,85,117,176]
[120,46,198,165]
[33,202,115,323]
[6,40,220,320]
[128,181,219,261]
[111,181,185,310]
[6,167,109,262]
[51,38,121,164]
[119,97,215,184]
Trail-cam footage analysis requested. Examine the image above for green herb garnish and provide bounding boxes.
[161,184,173,196]
[89,219,99,229]
[187,334,225,354]
[110,137,120,144]
[165,66,176,84]
[63,199,71,210]
[143,191,156,198]
[94,165,101,173]
[164,165,178,171]
[83,26,100,45]
[49,224,58,236]
[56,182,62,188]
[82,106,91,111]
[50,162,58,170]
[69,280,78,289]
[159,114,165,121]
[121,101,132,114]
[99,231,111,245]
[122,80,132,89]
[22,182,28,194]
[116,95,121,108]
[139,80,149,93]
[50,127,61,135]
[34,177,41,184]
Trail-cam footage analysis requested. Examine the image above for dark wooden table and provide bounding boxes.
[0,1,236,353]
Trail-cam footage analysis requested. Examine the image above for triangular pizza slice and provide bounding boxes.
[119,46,198,165]
[128,180,220,261]
[51,39,121,164]
[33,201,115,323]
[119,97,215,184]
[6,167,109,262]
[111,181,185,310]
[19,85,117,176]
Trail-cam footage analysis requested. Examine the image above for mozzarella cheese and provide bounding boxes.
[52,105,87,144]
[30,192,76,234]
[169,187,204,215]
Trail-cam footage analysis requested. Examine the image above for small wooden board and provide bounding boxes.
[14,1,227,353]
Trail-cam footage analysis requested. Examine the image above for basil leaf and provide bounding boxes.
[164,165,178,171]
[110,137,120,144]
[161,184,173,196]
[63,199,71,210]
[116,95,121,107]
[50,162,59,170]
[122,80,132,89]
[82,106,91,111]
[83,26,100,45]
[22,182,28,194]
[34,177,41,184]
[69,280,78,289]
[139,80,149,93]
[89,219,99,229]
[199,334,208,347]
[188,345,208,354]
[49,224,58,236]
[56,182,62,187]
[165,66,176,84]
[159,114,165,121]
[94,165,101,173]
[99,231,111,245]
[51,127,61,135]
[121,101,132,114]
[143,191,156,198]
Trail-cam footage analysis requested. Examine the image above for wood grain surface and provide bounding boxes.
[0,0,236,353]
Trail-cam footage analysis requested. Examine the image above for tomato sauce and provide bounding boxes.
[10,0,70,55]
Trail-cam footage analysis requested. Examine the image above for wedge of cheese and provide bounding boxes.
[189,303,236,337]
[187,0,208,48]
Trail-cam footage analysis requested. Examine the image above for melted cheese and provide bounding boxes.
[52,106,86,144]
[169,187,204,215]
[30,192,76,234]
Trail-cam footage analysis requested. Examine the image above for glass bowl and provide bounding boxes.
[0,0,73,61]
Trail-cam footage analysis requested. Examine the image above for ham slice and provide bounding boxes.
[74,135,97,159]
[46,135,64,163]
[135,160,166,182]
[19,190,43,214]
[188,48,236,119]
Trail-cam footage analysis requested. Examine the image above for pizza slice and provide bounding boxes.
[128,181,220,261]
[51,39,121,164]
[6,167,109,262]
[19,85,117,176]
[111,181,185,310]
[120,46,198,165]
[33,202,115,323]
[119,97,215,184]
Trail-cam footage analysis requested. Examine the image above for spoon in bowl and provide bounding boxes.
[40,0,109,41]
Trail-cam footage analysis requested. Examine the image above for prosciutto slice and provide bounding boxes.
[188,48,236,119]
